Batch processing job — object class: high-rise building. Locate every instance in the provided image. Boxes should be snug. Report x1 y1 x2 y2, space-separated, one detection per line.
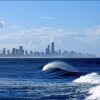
2 48 6 56
30 51 33 56
16 49 19 56
59 49 61 55
12 48 16 56
51 42 55 54
25 50 28 56
19 46 24 56
7 50 10 56
45 44 50 55
47 45 50 55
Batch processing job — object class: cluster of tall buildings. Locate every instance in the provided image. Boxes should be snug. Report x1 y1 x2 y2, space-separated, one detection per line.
0 42 96 58
0 46 25 57
45 42 55 55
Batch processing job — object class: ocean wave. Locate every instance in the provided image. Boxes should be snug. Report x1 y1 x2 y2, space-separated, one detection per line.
73 72 100 84
41 61 81 78
42 61 77 72
73 72 100 100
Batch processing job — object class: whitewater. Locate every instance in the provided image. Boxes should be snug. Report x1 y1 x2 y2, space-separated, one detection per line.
73 73 100 100
42 61 100 100
0 58 100 99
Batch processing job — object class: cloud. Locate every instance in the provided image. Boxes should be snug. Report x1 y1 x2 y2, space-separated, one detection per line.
0 26 100 48
40 17 53 20
0 26 100 56
74 26 100 43
0 20 19 30
0 27 78 48
9 25 18 29
0 21 5 28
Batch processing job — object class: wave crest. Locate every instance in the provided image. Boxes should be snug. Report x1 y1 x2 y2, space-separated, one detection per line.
42 61 76 72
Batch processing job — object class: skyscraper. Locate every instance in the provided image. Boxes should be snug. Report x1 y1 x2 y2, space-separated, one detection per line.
51 42 55 54
16 49 19 56
19 46 24 56
12 48 16 56
7 50 10 56
2 48 6 56
47 45 50 55
45 44 50 55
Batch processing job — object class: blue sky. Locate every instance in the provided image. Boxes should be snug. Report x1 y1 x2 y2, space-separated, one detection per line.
0 1 100 56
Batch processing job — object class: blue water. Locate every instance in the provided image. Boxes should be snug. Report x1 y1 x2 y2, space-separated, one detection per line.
0 58 100 99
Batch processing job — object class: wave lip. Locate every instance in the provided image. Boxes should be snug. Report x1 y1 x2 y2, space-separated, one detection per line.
42 61 76 72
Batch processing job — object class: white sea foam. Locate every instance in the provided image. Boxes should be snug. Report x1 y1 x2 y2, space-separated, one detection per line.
73 73 100 100
73 73 100 84
42 61 76 72
85 85 100 100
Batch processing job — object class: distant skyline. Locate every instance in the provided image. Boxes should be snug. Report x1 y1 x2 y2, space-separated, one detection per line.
0 42 95 58
0 1 100 56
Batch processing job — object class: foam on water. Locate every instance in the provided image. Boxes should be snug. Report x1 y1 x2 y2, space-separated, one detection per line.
73 72 100 84
73 73 100 100
0 78 34 87
42 61 76 72
85 85 100 100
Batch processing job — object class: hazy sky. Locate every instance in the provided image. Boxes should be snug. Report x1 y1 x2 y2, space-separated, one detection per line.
0 1 100 56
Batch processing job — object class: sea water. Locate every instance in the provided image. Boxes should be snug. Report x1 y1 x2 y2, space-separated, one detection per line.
0 58 100 100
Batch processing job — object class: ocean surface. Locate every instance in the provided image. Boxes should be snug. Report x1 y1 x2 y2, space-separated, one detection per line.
0 58 100 100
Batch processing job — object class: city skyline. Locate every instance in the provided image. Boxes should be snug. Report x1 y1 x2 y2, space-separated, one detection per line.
0 42 96 58
0 1 100 55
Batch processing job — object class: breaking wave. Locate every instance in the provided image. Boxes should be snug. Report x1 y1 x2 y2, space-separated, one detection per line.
73 72 100 84
42 61 76 72
73 72 100 100
42 61 80 77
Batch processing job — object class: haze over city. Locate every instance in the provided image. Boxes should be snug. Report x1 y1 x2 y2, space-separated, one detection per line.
0 1 100 56
0 1 100 100
0 42 95 57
